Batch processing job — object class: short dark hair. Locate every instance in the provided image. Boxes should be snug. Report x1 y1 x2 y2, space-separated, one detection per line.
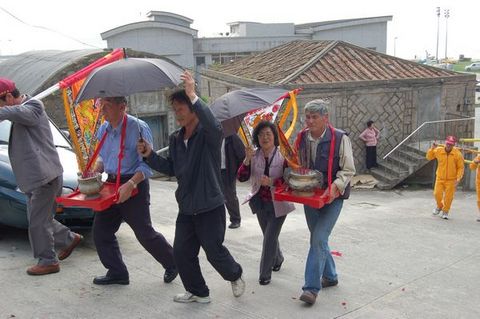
103 96 127 104
367 120 374 127
169 89 193 110
0 88 20 101
252 121 279 148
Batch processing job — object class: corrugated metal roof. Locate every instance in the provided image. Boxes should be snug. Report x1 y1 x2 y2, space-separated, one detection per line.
0 49 103 94
213 40 460 85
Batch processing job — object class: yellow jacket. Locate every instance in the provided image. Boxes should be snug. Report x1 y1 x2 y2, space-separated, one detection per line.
469 155 480 181
426 146 464 181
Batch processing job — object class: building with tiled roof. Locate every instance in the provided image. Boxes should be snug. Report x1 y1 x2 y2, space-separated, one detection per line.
201 40 476 182
210 40 460 84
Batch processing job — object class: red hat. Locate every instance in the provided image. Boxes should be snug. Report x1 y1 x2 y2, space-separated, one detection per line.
0 78 16 98
445 136 456 145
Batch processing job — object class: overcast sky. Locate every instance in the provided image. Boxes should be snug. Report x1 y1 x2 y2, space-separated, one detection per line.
0 0 478 60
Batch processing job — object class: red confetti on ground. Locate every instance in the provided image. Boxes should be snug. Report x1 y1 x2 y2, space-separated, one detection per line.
341 302 347 306
331 251 342 257
401 288 405 291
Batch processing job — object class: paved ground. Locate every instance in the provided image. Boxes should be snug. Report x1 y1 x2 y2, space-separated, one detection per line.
1 181 479 319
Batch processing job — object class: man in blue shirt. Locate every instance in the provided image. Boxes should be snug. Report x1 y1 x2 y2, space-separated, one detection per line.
92 96 177 285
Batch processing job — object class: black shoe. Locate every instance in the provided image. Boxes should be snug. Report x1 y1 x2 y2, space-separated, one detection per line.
93 274 129 285
228 222 241 229
321 277 338 288
259 278 271 285
272 261 283 272
163 267 178 283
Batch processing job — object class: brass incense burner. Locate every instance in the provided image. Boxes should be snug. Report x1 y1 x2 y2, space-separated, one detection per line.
284 168 323 197
77 172 103 199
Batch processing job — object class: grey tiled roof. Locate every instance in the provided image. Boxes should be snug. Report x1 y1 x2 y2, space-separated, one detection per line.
213 40 460 85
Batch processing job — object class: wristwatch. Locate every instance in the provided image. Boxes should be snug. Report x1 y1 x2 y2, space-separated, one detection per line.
128 179 137 188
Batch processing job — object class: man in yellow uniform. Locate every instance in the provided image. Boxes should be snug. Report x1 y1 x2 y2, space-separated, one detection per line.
469 155 480 222
426 136 464 220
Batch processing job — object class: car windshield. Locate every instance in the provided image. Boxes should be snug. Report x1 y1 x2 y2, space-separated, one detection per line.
0 120 71 148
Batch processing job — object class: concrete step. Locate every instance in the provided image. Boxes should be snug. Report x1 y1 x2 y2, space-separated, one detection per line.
395 149 426 163
374 142 433 189
370 168 400 188
384 154 416 171
376 162 409 177
401 144 426 157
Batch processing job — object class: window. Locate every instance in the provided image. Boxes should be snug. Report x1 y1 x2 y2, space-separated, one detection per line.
0 120 10 144
0 119 70 148
196 56 206 67
211 52 253 65
230 25 239 35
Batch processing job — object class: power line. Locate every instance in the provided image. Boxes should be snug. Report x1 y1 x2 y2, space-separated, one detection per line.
0 6 102 49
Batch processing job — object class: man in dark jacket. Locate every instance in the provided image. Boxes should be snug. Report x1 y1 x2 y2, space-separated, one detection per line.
221 135 245 229
137 71 244 304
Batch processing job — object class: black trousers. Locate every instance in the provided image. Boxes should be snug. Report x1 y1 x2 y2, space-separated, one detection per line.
253 200 286 281
174 205 243 297
221 170 241 223
366 146 378 169
93 179 175 278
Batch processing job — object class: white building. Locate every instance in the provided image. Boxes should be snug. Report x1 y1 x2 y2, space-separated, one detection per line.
101 11 392 69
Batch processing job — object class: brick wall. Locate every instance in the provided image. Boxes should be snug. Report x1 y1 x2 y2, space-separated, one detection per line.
200 73 476 172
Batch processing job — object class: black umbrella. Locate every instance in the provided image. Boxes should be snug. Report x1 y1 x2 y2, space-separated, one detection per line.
210 87 289 137
74 58 183 104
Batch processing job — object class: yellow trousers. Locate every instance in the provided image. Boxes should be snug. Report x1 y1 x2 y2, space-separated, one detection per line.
476 180 480 210
433 179 456 213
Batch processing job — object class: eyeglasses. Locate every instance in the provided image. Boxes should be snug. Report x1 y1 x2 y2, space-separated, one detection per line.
258 131 274 138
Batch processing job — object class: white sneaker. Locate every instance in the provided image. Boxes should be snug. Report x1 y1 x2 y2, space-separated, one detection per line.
441 212 449 220
231 277 245 297
173 292 211 304
433 208 441 216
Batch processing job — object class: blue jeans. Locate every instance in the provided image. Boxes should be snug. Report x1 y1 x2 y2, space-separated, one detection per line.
303 199 343 294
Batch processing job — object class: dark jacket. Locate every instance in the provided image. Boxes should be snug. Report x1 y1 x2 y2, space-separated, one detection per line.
145 98 224 215
224 134 246 183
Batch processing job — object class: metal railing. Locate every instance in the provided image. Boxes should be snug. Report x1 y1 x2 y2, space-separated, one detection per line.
373 117 475 188
383 117 475 160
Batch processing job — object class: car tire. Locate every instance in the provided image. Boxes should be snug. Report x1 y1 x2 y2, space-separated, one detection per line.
466 68 471 71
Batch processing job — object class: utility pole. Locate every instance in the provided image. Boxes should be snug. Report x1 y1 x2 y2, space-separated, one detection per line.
444 9 450 60
435 7 440 62
394 37 398 57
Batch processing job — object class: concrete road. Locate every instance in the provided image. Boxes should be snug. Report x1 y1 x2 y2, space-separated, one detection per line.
1 181 479 319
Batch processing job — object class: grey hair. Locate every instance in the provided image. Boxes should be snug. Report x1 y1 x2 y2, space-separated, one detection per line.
304 98 330 115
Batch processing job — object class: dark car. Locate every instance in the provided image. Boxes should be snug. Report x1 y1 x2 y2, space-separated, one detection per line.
0 119 94 229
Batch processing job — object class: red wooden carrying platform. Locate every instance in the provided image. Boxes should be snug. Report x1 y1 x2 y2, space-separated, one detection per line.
56 115 138 212
274 183 328 209
57 182 139 211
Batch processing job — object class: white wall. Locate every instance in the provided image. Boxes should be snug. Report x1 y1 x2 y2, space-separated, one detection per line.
107 28 194 68
194 35 308 54
312 22 388 53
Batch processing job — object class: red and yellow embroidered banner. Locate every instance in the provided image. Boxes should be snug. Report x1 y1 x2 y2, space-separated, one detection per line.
60 49 124 171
